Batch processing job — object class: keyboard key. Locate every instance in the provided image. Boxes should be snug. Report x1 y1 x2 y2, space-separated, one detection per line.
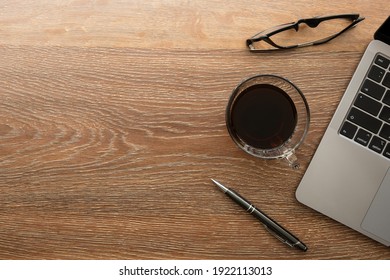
380 123 390 141
354 93 382 116
379 106 390 123
340 121 358 139
375 55 390 69
347 107 383 134
384 143 390 159
383 72 390 89
369 136 386 153
361 79 386 100
368 65 386 82
354 129 372 146
383 90 390 106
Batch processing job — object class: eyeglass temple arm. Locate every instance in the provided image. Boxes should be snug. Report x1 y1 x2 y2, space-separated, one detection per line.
297 16 365 47
301 13 362 28
246 37 285 51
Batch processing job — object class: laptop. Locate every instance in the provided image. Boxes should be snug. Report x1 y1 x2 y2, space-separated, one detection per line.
296 16 390 246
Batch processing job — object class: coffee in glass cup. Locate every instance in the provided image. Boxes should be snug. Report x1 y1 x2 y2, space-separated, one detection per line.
226 74 310 168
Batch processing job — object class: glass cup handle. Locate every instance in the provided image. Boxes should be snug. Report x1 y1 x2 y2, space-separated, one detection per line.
285 152 300 169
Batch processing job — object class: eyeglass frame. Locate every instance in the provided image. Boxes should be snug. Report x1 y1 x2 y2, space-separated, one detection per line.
246 14 365 52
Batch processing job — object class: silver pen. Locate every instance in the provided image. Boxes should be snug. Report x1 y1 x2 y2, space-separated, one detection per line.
211 179 307 251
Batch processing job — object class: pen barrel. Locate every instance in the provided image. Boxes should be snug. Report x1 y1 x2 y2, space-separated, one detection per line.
251 207 300 242
253 207 308 251
225 189 253 211
225 189 307 251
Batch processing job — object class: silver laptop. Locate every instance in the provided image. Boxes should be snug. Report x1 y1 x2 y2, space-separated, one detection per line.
296 16 390 246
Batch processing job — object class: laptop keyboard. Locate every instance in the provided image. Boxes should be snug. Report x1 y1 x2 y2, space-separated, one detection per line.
340 53 390 158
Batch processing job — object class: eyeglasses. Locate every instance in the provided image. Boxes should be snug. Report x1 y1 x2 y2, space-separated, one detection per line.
246 14 365 52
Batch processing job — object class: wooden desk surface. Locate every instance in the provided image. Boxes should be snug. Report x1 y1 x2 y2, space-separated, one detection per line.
1 1 389 259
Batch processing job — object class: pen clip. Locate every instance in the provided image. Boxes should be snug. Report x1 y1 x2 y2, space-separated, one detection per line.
263 224 294 247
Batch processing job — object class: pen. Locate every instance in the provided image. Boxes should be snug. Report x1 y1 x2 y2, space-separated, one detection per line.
211 179 308 251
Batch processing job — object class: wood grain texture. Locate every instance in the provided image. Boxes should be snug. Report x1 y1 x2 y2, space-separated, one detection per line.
1 1 389 259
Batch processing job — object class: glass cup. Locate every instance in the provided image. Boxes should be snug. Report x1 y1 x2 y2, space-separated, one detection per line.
226 74 310 169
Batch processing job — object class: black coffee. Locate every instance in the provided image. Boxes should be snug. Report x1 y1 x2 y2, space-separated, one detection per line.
228 84 297 149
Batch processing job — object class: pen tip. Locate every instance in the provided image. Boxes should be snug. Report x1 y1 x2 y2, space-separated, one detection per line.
210 178 219 185
210 178 228 193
